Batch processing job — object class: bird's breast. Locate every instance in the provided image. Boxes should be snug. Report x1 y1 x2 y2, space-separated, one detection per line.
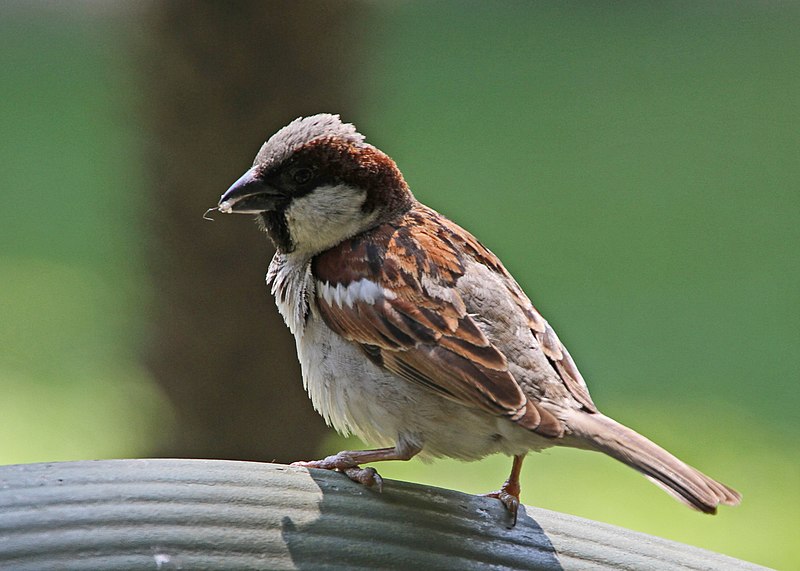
267 253 313 336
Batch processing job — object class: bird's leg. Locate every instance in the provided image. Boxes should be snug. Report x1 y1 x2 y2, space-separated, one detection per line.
291 441 421 492
483 454 525 525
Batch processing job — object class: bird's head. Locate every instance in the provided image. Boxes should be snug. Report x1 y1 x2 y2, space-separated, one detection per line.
218 114 413 256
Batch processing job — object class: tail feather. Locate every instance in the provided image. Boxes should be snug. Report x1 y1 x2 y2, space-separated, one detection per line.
566 411 741 514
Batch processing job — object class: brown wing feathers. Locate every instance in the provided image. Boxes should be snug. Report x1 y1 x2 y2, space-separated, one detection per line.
312 205 565 437
435 210 596 413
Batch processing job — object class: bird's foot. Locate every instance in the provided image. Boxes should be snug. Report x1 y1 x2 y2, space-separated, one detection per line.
483 455 524 526
291 453 383 492
482 485 521 526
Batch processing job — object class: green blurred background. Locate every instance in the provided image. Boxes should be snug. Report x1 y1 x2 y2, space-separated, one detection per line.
1 2 797 569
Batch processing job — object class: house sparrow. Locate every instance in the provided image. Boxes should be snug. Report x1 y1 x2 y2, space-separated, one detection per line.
217 113 740 522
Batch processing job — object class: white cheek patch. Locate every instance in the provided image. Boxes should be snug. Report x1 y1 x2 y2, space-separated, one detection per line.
318 279 396 308
284 183 378 256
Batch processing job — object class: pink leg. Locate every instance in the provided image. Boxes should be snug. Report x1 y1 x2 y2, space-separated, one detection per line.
291 442 421 492
483 454 525 525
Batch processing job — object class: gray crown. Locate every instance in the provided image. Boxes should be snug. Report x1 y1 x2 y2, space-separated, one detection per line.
253 114 366 169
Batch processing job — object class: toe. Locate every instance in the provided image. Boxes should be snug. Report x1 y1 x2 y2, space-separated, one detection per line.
290 460 316 468
343 466 383 491
290 453 356 471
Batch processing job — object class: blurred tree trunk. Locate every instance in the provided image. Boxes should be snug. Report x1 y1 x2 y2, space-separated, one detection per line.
140 1 361 462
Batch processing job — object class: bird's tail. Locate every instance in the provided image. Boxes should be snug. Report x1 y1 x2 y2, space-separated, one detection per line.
565 411 741 513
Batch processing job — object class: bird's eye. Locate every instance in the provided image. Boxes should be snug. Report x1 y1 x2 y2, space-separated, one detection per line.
291 167 314 186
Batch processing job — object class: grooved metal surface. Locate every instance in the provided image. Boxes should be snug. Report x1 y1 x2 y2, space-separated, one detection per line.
0 459 767 570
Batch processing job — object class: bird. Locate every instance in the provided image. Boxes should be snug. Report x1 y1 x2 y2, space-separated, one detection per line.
216 113 741 523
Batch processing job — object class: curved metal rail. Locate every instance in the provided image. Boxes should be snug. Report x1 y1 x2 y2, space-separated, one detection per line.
0 459 767 570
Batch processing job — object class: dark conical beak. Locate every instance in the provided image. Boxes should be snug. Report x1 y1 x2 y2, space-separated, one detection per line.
218 167 283 214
